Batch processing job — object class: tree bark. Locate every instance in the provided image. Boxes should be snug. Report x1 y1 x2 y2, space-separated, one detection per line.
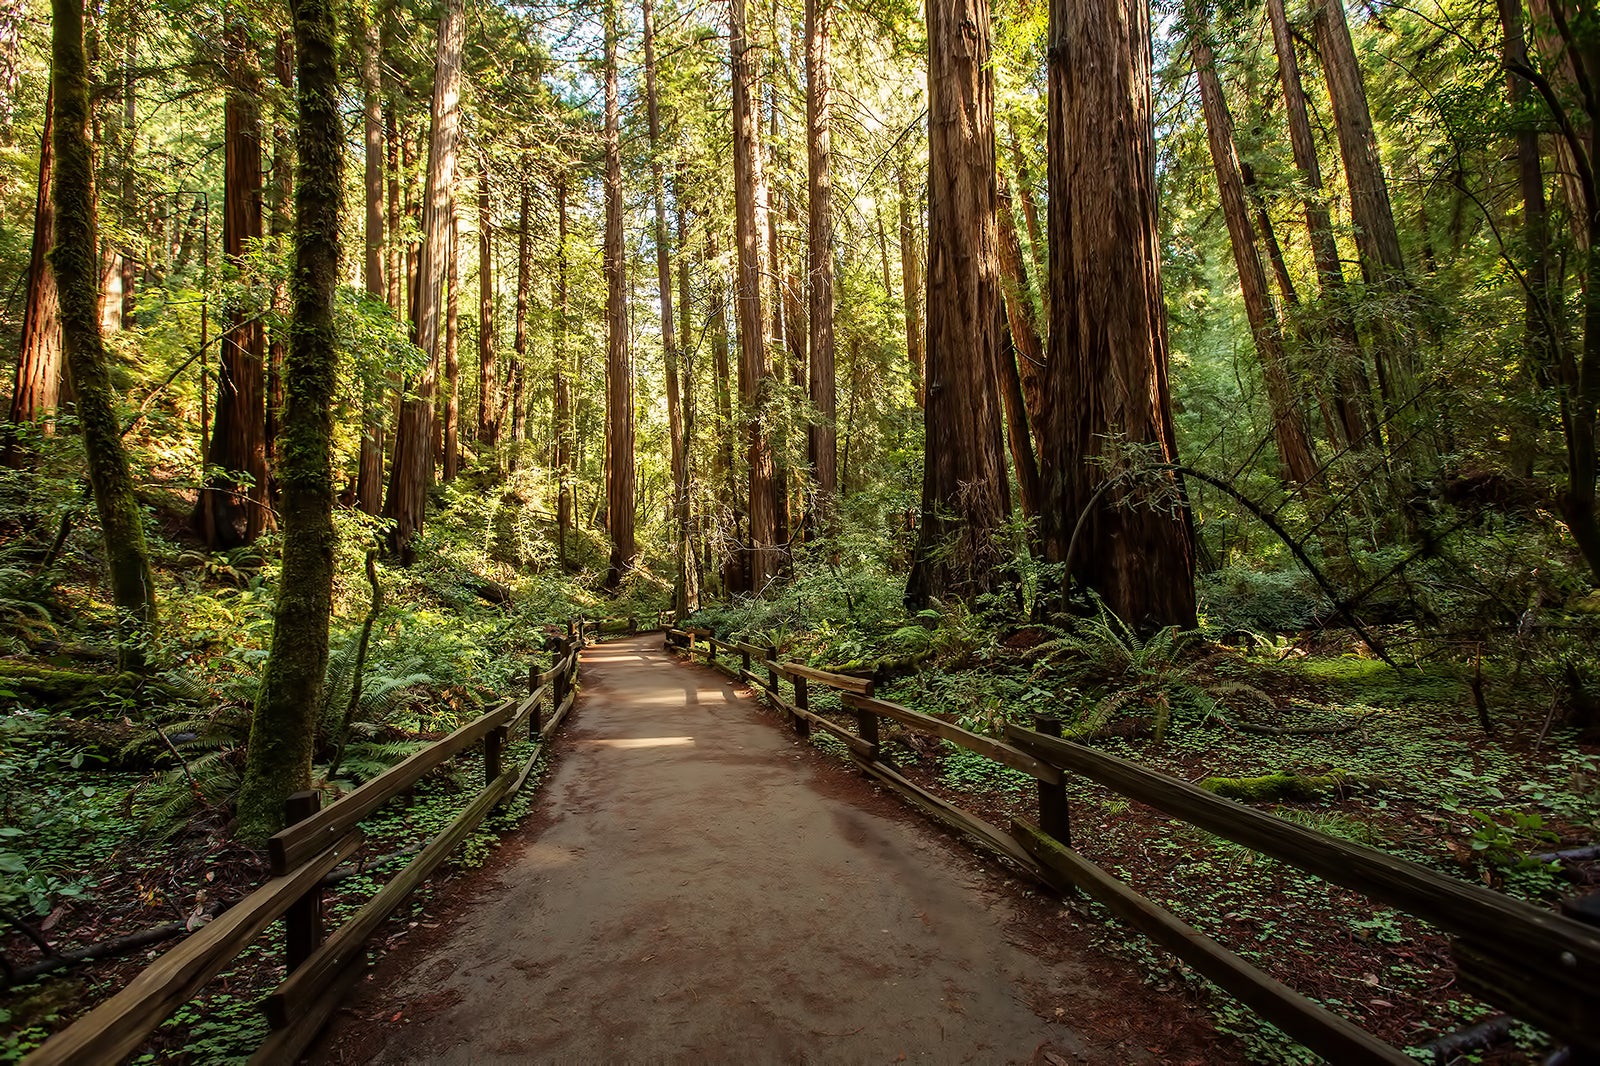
1499 0 1559 478
1313 0 1425 448
355 1 384 514
383 0 462 563
806 0 837 535
996 169 1046 435
708 232 741 594
50 0 157 666
476 158 499 449
1042 0 1196 628
266 31 294 488
235 0 341 842
554 175 572 568
443 202 459 481
905 0 1013 606
644 0 687 613
197 20 269 549
604 0 636 589
731 0 776 592
510 177 530 445
897 161 925 408
1192 27 1319 487
8 87 61 449
1266 0 1372 449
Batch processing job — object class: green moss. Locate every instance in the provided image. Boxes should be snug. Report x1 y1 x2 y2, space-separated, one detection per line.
1199 770 1380 802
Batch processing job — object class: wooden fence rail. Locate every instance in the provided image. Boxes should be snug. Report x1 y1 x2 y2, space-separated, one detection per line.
664 627 1599 1059
26 625 591 1066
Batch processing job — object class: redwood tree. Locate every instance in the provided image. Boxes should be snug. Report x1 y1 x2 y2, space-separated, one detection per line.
603 0 635 588
1041 0 1195 627
7 88 61 457
730 0 777 590
383 0 463 563
905 0 1012 606
805 0 837 534
196 20 269 549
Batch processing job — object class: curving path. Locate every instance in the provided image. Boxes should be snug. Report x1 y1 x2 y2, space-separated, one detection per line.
310 635 1230 1065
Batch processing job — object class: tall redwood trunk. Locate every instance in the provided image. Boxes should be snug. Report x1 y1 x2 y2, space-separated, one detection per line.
644 0 688 613
8 88 61 449
443 204 460 481
554 176 573 567
1313 0 1424 448
708 232 741 594
1266 0 1371 449
905 0 1012 605
510 179 530 446
731 0 776 591
805 0 837 533
1042 0 1195 627
384 0 463 563
897 161 925 408
266 30 293 487
1499 0 1559 476
996 172 1044 517
603 0 635 588
197 21 269 549
1192 28 1318 487
477 159 499 449
355 3 385 514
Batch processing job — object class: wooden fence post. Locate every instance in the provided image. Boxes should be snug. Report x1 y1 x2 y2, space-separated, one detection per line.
628 615 637 635
764 645 778 692
485 725 506 784
854 699 880 757
1033 715 1072 846
284 791 324 972
792 675 812 739
740 644 751 675
553 645 569 711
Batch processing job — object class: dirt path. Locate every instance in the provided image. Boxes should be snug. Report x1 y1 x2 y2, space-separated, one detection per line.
311 635 1233 1065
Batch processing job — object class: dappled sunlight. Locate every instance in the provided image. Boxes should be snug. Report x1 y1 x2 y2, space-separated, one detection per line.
579 736 697 749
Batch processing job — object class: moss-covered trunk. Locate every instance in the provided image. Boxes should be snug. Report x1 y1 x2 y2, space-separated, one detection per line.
49 0 157 669
236 0 341 842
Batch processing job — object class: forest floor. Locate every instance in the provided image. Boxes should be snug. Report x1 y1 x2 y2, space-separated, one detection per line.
308 635 1240 1065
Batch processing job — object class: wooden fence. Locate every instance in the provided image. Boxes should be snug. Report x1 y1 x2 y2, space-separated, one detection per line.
25 624 590 1066
665 627 1600 1062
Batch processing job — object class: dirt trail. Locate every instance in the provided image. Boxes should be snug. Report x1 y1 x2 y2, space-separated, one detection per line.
311 635 1230 1065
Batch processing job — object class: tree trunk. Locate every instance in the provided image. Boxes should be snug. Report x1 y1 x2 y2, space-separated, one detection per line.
266 31 294 489
1042 0 1196 628
50 0 157 666
731 0 776 592
1266 0 1372 449
355 2 384 514
197 20 269 549
477 158 499 449
805 0 837 535
708 232 741 594
8 87 61 450
897 161 925 408
996 169 1046 435
384 99 401 314
1499 0 1559 478
1192 28 1319 487
554 175 572 567
905 0 1012 606
1313 0 1425 449
997 325 1042 519
510 178 530 445
644 0 688 613
235 0 341 842
383 0 463 564
443 203 460 482
677 185 700 607
604 0 635 589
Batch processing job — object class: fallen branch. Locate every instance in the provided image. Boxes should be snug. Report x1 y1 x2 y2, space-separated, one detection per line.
1423 1013 1510 1065
1533 845 1600 865
1200 770 1381 802
0 903 224 987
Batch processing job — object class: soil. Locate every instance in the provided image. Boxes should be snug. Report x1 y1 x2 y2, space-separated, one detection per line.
309 635 1240 1065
